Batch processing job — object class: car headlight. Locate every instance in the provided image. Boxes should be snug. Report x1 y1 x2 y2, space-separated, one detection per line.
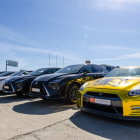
79 83 88 91
129 85 140 96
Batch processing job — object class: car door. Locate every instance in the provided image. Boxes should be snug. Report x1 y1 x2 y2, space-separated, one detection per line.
79 65 95 83
90 65 105 79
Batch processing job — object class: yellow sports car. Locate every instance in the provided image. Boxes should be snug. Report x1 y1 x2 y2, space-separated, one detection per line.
77 66 140 120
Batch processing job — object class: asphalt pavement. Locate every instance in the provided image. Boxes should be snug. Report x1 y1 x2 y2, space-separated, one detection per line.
0 93 140 140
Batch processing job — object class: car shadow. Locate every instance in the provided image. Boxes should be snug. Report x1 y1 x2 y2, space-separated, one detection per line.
13 99 76 115
0 94 36 104
70 111 140 140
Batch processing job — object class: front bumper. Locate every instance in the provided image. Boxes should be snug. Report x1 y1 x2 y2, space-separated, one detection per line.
79 107 140 120
0 79 6 91
3 82 16 94
3 81 23 94
78 90 140 120
29 81 65 99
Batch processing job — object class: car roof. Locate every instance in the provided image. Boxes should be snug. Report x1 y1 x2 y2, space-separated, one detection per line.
37 67 60 69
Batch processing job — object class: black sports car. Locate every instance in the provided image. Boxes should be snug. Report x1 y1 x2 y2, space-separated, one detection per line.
3 67 60 96
29 64 112 104
0 70 32 91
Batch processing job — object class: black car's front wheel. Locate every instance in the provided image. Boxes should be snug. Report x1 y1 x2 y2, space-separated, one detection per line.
16 92 23 97
66 84 80 104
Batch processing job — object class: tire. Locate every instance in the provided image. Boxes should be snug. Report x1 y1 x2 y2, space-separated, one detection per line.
16 93 23 97
24 92 30 97
66 84 80 104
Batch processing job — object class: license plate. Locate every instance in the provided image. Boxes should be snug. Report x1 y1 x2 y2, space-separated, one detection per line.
4 86 9 89
89 98 111 105
32 88 40 92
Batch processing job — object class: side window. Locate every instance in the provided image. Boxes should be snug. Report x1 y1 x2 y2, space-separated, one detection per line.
106 67 112 72
80 65 93 73
53 68 59 73
92 65 103 72
44 69 54 74
23 72 30 75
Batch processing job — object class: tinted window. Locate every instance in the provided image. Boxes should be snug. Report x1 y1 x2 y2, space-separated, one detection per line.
0 72 14 77
92 65 103 72
106 67 112 71
106 68 140 77
52 68 60 73
23 71 31 75
80 65 93 73
29 68 48 76
56 65 84 74
45 69 55 74
10 71 26 76
100 66 108 73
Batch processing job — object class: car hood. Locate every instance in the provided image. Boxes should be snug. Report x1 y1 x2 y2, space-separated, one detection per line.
34 73 76 82
0 76 14 81
5 75 37 82
86 77 140 91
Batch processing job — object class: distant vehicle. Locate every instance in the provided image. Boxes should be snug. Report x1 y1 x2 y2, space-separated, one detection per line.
3 68 60 96
0 71 6 74
100 64 119 72
29 64 109 104
77 66 140 120
0 71 15 77
0 70 31 91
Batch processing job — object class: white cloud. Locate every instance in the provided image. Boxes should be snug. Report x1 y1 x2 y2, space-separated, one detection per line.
0 25 36 46
94 52 140 62
89 0 140 10
124 52 140 59
0 42 81 62
81 25 140 35
0 24 83 70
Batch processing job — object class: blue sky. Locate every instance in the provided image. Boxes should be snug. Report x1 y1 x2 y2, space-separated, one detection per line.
0 0 140 71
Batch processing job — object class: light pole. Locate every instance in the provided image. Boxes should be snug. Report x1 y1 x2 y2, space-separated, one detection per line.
5 60 8 71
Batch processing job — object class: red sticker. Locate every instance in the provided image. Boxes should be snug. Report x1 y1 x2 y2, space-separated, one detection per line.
89 98 95 103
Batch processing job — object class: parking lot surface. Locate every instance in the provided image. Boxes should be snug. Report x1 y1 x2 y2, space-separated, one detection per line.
1 93 140 140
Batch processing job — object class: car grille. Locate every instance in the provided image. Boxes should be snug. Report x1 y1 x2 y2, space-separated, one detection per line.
3 83 14 92
86 91 120 100
30 81 47 96
83 101 123 114
83 92 123 115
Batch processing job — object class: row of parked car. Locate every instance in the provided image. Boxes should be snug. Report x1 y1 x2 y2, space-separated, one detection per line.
0 64 115 104
3 64 140 120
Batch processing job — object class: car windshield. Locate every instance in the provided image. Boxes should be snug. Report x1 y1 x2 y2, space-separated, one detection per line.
0 72 14 77
29 68 48 76
106 68 140 77
55 64 84 74
10 71 25 76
